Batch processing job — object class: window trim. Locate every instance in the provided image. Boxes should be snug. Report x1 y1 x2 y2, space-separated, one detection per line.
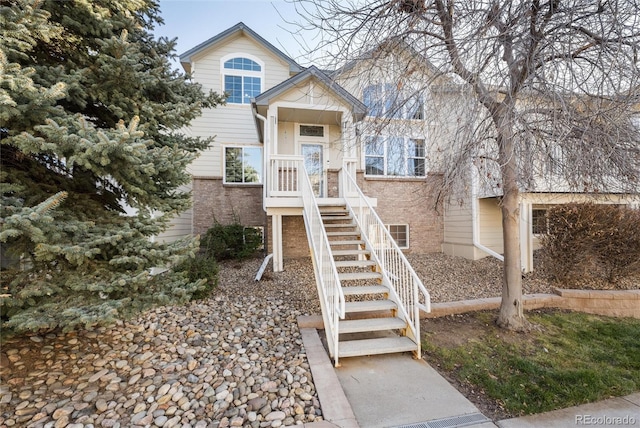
363 135 426 178
362 83 425 120
386 224 409 249
223 145 263 185
220 53 264 105
531 208 549 235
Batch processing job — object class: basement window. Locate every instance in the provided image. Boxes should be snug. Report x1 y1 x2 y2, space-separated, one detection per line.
386 224 409 249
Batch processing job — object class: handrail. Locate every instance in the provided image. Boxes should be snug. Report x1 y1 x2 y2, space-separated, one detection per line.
299 159 345 366
340 162 431 354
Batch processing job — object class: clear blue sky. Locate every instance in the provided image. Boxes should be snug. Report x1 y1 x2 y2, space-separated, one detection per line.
153 0 315 69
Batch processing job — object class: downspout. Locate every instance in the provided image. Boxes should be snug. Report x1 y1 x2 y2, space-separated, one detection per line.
253 110 268 212
471 165 504 262
253 108 270 258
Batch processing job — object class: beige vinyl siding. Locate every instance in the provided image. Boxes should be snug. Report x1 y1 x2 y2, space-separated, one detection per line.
327 124 344 169
186 33 293 178
478 198 504 254
443 201 473 246
275 82 348 109
155 184 194 243
190 36 291 93
155 207 193 243
277 122 295 154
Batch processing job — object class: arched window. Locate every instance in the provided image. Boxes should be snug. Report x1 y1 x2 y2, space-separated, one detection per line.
222 56 263 104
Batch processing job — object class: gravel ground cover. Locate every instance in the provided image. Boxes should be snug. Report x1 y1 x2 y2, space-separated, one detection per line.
1 252 634 428
0 258 323 428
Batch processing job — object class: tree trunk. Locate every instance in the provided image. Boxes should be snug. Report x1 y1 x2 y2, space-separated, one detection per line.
495 108 528 331
496 182 527 330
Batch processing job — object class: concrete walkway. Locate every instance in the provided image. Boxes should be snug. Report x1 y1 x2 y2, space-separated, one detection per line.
497 393 640 428
298 319 640 428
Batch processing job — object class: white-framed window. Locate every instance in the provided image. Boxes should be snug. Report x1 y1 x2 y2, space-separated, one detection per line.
362 83 424 119
531 208 548 235
386 224 409 249
364 136 426 177
545 144 564 175
221 54 263 104
299 124 325 137
224 146 262 184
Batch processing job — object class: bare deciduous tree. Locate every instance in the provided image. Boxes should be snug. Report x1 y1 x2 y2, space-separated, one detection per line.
290 0 640 330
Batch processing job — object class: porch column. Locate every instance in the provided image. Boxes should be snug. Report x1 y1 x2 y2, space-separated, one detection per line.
272 214 284 272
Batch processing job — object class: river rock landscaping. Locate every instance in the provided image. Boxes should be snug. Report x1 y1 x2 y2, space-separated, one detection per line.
1 252 631 427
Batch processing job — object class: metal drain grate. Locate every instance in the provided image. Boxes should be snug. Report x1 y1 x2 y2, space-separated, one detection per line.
392 412 490 428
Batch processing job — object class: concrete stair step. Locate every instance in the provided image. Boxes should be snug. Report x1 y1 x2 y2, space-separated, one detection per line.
334 260 376 268
319 209 348 214
318 205 346 211
331 249 370 256
321 215 353 221
339 317 407 334
338 336 417 358
329 239 364 246
342 285 388 296
345 300 397 313
338 272 382 281
323 223 357 229
326 231 360 237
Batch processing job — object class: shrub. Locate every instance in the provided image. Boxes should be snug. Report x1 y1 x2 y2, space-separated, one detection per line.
176 254 219 300
540 203 640 286
201 222 262 261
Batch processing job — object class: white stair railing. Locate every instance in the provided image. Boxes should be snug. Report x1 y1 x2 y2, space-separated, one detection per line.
299 159 345 365
340 162 431 355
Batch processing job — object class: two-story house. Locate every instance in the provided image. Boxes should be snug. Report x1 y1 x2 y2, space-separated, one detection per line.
175 23 445 270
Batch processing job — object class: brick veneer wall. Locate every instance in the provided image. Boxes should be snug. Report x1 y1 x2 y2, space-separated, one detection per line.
282 216 309 258
358 172 444 254
192 178 266 237
193 171 445 260
326 170 444 254
265 215 311 260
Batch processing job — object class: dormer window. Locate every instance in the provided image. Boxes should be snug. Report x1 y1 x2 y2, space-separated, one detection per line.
222 55 263 104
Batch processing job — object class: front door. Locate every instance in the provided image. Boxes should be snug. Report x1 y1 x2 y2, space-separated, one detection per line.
302 144 324 197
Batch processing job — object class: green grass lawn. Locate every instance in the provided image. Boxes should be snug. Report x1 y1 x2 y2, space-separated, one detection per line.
422 310 640 417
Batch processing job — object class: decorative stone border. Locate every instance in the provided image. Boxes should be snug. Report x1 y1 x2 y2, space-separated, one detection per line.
423 289 639 319
553 288 640 319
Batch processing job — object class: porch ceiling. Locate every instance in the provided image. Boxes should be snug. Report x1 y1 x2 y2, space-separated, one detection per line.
277 107 344 126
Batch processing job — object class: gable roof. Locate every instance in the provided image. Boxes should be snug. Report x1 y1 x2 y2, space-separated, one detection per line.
252 66 367 141
330 37 444 80
253 65 366 115
179 22 303 74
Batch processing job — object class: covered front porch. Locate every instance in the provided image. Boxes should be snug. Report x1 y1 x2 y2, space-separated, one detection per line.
252 66 366 271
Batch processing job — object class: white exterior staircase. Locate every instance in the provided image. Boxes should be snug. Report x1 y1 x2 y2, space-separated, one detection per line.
296 159 431 366
319 205 419 360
